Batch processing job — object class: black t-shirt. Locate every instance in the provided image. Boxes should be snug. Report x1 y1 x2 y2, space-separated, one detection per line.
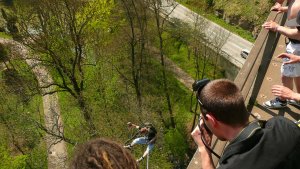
145 126 157 141
218 116 300 169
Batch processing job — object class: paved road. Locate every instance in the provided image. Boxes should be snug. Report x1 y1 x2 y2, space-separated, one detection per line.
161 0 254 68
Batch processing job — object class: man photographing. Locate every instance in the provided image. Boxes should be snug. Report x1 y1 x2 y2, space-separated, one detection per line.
191 79 300 169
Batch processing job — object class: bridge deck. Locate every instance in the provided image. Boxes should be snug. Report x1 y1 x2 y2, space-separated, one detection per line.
252 34 300 121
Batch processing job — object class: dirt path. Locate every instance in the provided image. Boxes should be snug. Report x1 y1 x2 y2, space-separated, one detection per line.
151 48 195 91
164 56 195 91
0 38 67 169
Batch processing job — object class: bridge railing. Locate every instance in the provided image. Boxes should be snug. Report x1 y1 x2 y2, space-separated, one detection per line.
235 11 287 105
187 6 287 169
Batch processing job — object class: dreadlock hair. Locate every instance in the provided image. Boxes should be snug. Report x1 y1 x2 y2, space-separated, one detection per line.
70 138 139 169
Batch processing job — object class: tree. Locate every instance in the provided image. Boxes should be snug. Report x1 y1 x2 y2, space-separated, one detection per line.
13 0 114 136
150 0 178 128
167 18 192 55
209 27 229 78
187 13 210 131
119 0 150 113
187 12 229 130
0 47 46 168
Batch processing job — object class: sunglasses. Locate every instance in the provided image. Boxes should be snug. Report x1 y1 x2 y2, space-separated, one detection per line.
193 79 221 159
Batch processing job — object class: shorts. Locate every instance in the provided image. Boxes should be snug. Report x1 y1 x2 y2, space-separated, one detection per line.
281 42 300 77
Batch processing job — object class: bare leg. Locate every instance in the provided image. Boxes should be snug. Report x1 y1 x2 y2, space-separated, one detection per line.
124 137 141 148
142 144 154 158
282 75 293 89
281 75 293 100
142 151 149 158
294 77 300 93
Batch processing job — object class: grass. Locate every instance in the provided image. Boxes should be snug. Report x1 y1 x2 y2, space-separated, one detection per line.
177 0 255 42
165 39 226 80
203 13 255 42
0 32 12 39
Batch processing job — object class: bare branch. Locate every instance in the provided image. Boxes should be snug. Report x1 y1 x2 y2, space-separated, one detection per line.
41 90 69 96
32 115 76 145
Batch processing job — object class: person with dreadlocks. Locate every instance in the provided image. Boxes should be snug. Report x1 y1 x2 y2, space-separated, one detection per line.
124 122 157 163
70 138 139 169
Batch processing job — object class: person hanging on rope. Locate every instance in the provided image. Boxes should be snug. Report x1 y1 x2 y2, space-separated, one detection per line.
124 122 157 163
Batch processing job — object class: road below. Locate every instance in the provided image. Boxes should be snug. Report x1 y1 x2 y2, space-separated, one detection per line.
161 0 254 68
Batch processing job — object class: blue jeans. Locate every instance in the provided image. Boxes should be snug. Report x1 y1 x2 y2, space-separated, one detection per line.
131 137 154 155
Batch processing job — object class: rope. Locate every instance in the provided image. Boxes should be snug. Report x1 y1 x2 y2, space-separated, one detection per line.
125 130 140 145
146 153 149 169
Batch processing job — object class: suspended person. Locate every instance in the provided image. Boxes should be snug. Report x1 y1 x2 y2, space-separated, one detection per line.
124 122 157 163
70 138 139 169
191 79 300 169
262 2 300 108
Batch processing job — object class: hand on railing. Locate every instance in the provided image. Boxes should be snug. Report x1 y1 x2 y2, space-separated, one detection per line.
262 20 279 32
270 2 288 14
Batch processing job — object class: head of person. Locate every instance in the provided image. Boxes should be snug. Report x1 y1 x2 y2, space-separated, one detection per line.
70 138 139 169
197 79 249 140
140 127 149 134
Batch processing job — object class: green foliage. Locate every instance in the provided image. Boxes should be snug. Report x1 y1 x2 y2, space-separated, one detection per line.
1 53 39 103
0 43 8 62
165 128 188 162
56 44 194 167
0 146 27 169
164 24 225 80
13 0 115 95
207 15 254 42
12 0 118 137
177 0 272 42
0 93 46 168
0 32 12 39
214 0 272 24
25 143 47 169
58 92 90 144
206 0 214 7
0 45 46 168
78 0 114 30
